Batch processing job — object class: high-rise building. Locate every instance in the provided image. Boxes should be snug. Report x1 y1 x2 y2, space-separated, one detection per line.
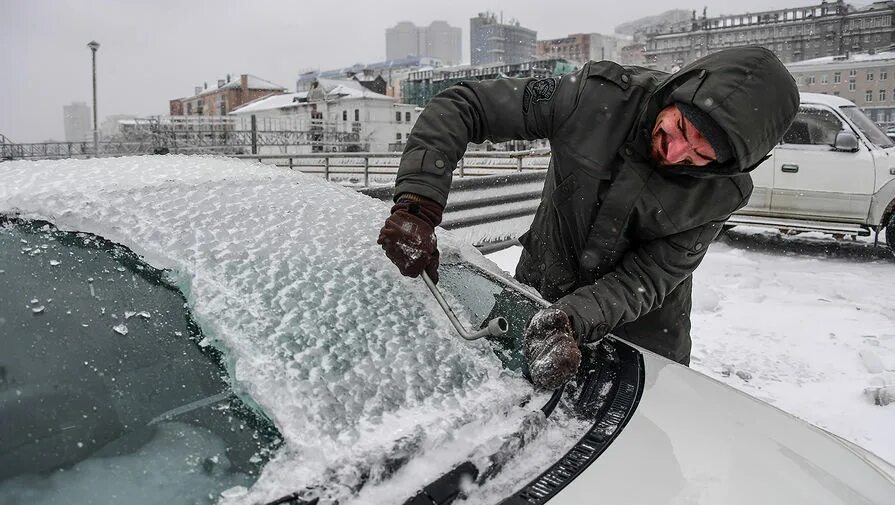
422 21 463 66
642 1 895 72
63 102 92 142
537 33 628 64
470 12 537 66
387 22 419 61
386 21 462 65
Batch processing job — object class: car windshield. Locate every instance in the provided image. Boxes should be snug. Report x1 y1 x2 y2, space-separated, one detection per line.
839 105 894 148
0 219 282 504
0 215 599 504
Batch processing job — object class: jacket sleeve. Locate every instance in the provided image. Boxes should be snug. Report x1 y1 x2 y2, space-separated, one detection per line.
553 218 728 342
394 65 589 207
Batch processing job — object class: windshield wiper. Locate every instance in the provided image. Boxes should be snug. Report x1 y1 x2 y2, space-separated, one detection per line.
401 340 643 505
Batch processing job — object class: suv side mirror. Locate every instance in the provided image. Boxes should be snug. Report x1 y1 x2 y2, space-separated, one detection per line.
833 131 859 152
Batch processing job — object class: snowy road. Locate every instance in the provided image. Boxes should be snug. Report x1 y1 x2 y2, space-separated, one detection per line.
486 227 895 464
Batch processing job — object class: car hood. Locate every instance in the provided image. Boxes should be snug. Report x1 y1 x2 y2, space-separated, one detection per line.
550 346 895 505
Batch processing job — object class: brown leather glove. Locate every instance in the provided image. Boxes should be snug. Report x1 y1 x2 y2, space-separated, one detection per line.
523 307 582 390
377 193 444 284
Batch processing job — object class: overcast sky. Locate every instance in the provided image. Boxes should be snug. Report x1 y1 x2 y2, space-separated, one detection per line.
2 0 812 142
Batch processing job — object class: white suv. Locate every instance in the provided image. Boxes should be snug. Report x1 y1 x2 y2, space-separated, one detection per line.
731 92 895 254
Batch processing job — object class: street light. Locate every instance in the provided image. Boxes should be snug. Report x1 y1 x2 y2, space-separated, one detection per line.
87 40 100 157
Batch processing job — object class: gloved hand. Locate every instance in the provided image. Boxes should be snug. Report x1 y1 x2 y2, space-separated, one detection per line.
377 193 444 284
523 307 581 390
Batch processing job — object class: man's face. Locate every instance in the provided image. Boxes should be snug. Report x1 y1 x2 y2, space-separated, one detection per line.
650 104 718 166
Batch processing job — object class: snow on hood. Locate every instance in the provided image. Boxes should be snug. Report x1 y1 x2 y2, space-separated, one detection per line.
0 155 543 503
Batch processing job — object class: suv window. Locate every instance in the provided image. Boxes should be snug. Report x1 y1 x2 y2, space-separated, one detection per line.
0 219 281 504
781 106 844 146
840 105 895 148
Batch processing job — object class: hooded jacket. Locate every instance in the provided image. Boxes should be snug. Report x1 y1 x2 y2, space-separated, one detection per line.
394 47 799 362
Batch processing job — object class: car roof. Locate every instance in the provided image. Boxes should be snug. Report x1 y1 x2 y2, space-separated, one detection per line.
800 91 856 108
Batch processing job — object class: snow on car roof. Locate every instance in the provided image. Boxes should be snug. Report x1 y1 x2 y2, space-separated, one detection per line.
0 155 547 503
799 92 856 108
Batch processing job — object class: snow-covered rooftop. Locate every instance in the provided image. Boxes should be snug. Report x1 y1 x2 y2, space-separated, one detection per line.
325 83 394 101
194 74 287 96
229 92 308 114
229 81 393 115
788 51 895 67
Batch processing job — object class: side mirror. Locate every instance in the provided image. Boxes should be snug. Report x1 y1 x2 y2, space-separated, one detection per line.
833 131 859 152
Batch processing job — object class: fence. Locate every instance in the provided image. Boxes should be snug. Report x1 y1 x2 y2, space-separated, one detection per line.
231 149 552 186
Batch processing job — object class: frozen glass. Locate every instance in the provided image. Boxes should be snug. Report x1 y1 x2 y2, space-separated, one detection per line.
0 220 281 504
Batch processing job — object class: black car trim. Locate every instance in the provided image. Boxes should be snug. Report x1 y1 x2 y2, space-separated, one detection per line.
498 341 645 505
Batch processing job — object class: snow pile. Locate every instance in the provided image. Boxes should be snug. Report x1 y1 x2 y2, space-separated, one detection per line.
0 156 553 503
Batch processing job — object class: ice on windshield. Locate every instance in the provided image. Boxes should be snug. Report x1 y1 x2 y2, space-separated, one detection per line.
0 422 253 505
0 156 545 503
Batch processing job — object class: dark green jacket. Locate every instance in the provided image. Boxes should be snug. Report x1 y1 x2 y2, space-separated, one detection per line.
395 47 798 363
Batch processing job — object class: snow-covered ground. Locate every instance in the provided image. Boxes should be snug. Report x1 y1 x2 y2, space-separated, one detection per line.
486 228 895 464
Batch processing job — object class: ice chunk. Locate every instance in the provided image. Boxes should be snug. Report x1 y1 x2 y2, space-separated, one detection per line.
864 385 895 406
31 306 45 314
693 287 721 313
859 349 885 374
112 324 128 336
50 260 61 266
124 311 137 319
220 486 248 499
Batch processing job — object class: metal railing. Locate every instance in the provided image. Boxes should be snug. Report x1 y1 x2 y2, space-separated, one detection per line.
231 149 552 186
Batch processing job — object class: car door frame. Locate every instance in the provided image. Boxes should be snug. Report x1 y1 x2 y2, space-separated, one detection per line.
770 103 876 223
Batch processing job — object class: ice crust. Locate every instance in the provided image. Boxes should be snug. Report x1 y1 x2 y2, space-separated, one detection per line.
0 156 543 503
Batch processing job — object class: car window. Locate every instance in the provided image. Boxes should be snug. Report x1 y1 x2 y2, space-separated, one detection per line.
0 219 281 504
840 105 895 148
781 106 844 146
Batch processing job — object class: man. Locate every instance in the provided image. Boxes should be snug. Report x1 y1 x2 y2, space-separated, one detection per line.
378 47 798 389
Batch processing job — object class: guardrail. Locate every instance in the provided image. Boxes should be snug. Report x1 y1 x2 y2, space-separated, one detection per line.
361 170 547 247
232 150 552 186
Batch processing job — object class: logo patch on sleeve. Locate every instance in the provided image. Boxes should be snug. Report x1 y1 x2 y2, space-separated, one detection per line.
523 77 557 113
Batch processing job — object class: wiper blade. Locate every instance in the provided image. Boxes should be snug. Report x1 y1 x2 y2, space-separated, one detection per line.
401 339 643 505
263 428 428 505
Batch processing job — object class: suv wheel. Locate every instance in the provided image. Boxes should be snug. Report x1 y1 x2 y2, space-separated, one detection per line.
887 213 895 256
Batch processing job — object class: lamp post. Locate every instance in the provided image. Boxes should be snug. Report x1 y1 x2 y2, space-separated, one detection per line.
87 40 100 157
